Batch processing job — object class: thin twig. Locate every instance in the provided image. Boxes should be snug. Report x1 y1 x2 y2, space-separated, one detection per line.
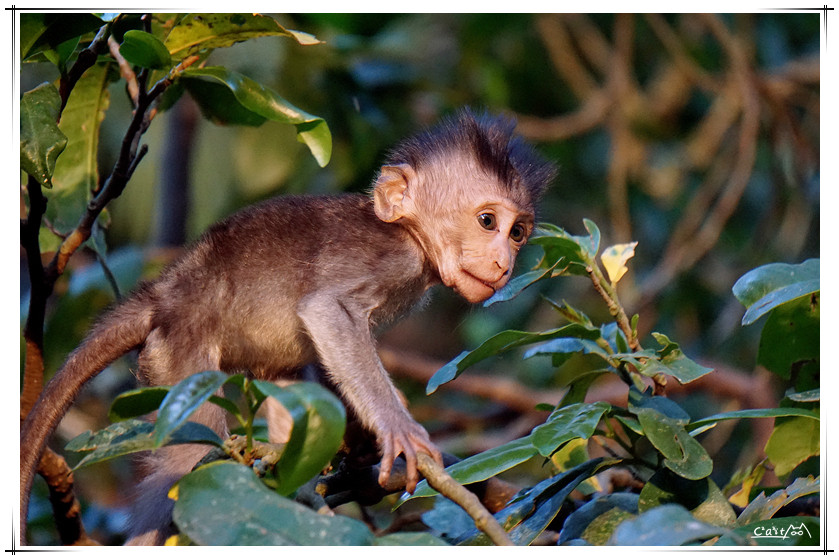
416 453 514 546
515 92 611 142
108 36 139 106
644 13 720 93
638 15 762 308
563 13 612 76
535 14 598 100
59 24 111 113
604 14 639 245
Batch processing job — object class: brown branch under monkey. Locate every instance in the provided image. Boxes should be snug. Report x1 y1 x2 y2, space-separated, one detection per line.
20 108 556 545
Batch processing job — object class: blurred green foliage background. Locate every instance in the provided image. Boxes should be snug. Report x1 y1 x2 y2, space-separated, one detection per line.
21 13 820 544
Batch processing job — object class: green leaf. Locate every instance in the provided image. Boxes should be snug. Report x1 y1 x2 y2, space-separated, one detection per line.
374 533 450 546
529 220 600 276
786 388 819 402
732 259 819 325
616 334 713 384
21 13 104 60
639 470 736 527
737 476 819 525
556 370 608 408
41 36 80 74
46 62 113 234
67 419 222 469
164 13 322 62
182 79 266 126
427 323 601 394
558 493 639 545
531 402 611 457
251 381 346 495
119 30 172 69
652 332 715 383
482 264 557 306
20 83 67 188
636 408 713 480
422 496 479 540
686 407 820 431
628 387 690 423
544 298 596 327
764 413 820 479
179 67 331 167
456 458 615 545
757 294 819 379
523 337 611 364
108 386 170 422
608 504 723 545
173 462 373 545
403 435 538 502
154 371 228 447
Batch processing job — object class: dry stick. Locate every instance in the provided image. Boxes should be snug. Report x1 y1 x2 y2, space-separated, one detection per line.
515 92 610 142
638 18 761 308
643 13 720 93
563 13 613 76
604 14 638 246
416 452 514 546
535 14 598 100
664 15 761 280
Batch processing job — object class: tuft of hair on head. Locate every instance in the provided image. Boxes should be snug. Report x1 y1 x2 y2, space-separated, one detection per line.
384 107 556 211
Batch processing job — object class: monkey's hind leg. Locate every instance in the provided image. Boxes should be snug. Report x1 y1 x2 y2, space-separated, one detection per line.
124 336 229 545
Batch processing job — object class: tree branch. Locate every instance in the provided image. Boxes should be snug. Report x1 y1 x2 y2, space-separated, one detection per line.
417 452 514 545
38 448 100 546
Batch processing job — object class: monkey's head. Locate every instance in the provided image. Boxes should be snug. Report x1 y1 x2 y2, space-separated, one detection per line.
373 109 556 303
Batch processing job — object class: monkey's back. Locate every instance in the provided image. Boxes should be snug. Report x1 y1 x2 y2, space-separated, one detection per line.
141 194 432 380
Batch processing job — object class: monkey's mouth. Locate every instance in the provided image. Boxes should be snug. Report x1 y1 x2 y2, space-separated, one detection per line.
460 269 502 293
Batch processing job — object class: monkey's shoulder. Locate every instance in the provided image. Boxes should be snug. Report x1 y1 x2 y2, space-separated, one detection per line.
169 193 430 294
206 193 396 244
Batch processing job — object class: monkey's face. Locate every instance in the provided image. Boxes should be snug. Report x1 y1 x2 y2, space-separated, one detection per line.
436 199 534 303
371 161 536 303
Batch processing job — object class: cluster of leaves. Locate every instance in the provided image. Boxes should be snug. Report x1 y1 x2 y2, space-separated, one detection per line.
21 13 331 257
731 260 820 483
65 220 819 546
406 221 819 546
63 370 450 545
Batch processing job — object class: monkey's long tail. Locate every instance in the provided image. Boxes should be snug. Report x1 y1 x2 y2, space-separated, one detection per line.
20 293 154 544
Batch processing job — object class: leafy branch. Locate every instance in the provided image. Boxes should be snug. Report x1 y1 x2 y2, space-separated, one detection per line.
413 221 818 545
20 12 331 545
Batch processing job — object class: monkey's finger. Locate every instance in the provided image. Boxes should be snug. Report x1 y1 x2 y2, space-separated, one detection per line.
378 437 395 487
402 443 419 494
426 442 444 466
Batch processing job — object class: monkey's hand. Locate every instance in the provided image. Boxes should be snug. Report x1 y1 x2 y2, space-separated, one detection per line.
377 416 443 494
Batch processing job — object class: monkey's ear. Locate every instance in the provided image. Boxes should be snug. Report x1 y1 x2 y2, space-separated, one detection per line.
373 164 417 223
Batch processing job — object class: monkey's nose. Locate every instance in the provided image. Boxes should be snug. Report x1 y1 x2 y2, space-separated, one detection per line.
493 260 510 278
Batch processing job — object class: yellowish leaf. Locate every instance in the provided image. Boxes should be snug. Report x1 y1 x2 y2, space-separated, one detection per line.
728 460 767 508
601 242 638 284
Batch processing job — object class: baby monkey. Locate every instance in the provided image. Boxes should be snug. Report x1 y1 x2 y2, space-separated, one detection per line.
20 108 555 545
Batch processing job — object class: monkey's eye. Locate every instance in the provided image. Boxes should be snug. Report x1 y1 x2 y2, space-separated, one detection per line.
510 224 526 243
478 213 497 230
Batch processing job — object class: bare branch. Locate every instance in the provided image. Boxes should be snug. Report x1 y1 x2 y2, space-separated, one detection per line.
38 448 100 546
417 452 514 546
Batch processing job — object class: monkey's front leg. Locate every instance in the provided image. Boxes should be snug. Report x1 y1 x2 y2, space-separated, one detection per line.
297 295 442 493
